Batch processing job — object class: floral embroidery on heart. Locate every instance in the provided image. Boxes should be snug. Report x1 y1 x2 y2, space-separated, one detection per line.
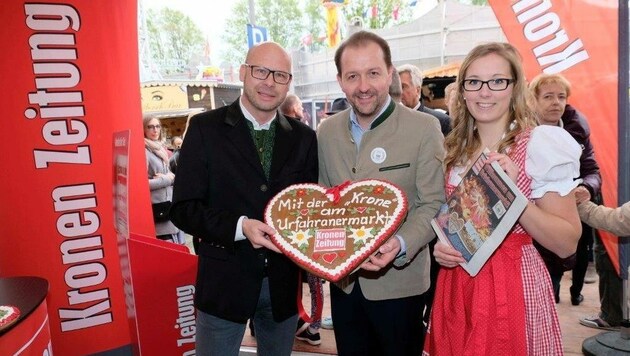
288 188 314 198
287 229 312 250
348 226 377 248
363 185 393 195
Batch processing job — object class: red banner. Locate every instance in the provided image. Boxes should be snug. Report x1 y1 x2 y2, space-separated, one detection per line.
0 1 154 354
488 0 620 271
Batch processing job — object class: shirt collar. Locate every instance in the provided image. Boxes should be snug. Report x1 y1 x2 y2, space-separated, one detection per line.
349 96 393 130
239 97 276 130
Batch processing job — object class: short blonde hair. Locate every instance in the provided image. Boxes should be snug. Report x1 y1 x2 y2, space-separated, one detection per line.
529 73 572 98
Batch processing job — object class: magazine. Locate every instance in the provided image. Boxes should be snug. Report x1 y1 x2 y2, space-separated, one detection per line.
431 151 528 276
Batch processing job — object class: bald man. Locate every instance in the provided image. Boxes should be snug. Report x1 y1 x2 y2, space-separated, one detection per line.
170 42 318 355
280 93 308 125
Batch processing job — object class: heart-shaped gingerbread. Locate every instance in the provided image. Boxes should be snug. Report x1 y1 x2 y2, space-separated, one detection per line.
264 179 408 282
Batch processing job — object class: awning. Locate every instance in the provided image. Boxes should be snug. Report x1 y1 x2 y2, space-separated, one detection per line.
141 80 242 90
145 108 205 120
423 62 461 78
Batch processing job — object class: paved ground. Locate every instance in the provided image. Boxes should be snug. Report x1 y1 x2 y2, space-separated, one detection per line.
183 236 623 355
241 263 623 355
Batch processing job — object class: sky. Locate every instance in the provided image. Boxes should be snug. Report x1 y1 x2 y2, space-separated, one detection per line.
142 0 438 65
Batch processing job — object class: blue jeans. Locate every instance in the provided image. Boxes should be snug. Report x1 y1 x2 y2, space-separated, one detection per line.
195 278 297 356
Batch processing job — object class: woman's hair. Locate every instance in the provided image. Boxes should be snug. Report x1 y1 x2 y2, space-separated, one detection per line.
444 42 537 172
142 114 163 141
529 73 572 99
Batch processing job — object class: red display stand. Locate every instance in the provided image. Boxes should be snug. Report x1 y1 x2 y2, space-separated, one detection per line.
0 277 52 355
119 233 198 356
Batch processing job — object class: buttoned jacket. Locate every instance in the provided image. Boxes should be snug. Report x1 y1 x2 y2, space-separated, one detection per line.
317 102 445 300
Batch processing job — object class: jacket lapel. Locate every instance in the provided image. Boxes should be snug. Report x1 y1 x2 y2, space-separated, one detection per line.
223 101 266 178
270 113 295 180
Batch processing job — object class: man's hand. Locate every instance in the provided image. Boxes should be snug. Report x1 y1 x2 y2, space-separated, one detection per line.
360 236 401 271
242 218 281 253
573 186 591 205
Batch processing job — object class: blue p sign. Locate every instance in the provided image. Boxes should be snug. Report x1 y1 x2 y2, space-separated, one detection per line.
247 24 268 48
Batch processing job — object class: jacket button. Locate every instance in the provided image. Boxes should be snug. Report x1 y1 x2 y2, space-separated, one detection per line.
352 167 356 173
260 184 268 192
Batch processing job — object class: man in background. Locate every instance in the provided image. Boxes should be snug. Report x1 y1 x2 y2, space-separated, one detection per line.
280 93 308 125
398 64 451 136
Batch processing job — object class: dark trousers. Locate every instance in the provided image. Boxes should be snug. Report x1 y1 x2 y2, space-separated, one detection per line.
549 271 563 302
570 221 594 298
594 236 623 325
330 282 424 356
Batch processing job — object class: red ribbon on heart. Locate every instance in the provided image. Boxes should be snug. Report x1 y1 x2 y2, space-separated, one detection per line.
325 180 351 205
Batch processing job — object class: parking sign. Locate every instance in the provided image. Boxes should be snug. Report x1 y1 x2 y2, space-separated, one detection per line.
247 24 268 48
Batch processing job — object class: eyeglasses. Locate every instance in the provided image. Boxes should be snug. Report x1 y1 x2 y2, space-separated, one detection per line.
146 125 161 130
462 78 514 92
244 64 292 85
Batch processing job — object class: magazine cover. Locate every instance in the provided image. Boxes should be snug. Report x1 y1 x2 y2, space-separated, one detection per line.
431 152 528 276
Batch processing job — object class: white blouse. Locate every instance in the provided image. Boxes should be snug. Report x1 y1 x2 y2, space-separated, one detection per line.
449 125 582 198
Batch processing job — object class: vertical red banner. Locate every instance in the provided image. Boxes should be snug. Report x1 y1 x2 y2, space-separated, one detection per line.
488 0 620 270
0 1 154 354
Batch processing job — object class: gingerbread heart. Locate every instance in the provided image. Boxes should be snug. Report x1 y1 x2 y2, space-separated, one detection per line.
264 179 408 282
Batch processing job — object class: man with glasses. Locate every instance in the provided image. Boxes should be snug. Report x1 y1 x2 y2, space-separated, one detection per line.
170 41 318 356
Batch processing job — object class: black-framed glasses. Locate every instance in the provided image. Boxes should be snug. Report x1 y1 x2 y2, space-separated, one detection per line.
147 124 161 130
462 78 514 91
244 64 292 84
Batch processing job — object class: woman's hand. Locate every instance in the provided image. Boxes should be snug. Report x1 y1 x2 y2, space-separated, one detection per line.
573 186 591 204
434 241 466 268
154 172 175 183
487 152 518 183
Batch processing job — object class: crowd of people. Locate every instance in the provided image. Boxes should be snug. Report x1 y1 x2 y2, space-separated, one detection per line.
139 30 627 355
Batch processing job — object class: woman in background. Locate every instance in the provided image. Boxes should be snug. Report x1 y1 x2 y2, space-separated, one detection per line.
529 73 602 305
143 115 183 244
